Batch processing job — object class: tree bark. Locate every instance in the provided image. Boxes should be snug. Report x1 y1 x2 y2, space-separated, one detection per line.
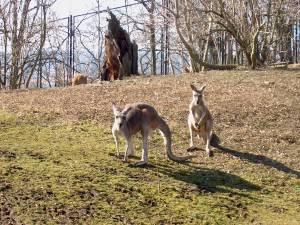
149 0 156 75
101 11 138 80
26 3 47 88
10 0 31 89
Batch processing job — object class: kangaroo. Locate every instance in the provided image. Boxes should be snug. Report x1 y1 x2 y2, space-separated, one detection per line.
71 73 88 86
112 102 195 166
188 84 213 157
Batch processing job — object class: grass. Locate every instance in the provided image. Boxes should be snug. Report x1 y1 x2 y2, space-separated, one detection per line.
0 70 300 224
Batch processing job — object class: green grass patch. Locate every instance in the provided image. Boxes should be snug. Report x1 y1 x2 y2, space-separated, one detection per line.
0 110 299 224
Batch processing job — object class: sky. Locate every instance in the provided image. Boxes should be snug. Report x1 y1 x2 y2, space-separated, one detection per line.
52 0 136 18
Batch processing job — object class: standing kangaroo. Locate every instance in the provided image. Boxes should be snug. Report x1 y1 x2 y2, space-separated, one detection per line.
112 102 195 166
188 84 213 157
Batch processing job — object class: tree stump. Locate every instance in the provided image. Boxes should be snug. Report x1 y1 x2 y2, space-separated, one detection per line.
101 11 138 81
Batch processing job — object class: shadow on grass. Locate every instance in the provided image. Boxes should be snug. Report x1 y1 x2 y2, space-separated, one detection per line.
211 134 300 179
152 163 260 197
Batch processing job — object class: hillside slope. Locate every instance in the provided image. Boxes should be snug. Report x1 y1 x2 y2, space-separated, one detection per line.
0 70 299 224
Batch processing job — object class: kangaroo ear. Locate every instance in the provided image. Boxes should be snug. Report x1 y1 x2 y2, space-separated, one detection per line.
199 85 206 92
112 103 121 115
190 84 198 92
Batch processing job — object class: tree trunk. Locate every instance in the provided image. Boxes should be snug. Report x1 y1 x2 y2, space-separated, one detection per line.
2 15 8 88
101 11 138 80
10 0 31 89
26 4 47 88
202 16 212 71
149 0 156 75
10 0 20 89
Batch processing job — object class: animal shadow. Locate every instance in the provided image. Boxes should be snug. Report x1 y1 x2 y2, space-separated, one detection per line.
211 133 300 179
151 163 260 196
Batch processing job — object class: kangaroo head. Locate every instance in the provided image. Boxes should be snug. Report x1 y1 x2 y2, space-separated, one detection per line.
112 103 126 129
190 84 206 104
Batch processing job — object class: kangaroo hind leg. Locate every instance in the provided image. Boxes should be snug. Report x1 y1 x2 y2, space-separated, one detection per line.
136 129 149 166
205 121 213 157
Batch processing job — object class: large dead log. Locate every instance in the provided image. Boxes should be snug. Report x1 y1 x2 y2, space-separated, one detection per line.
101 11 138 81
101 31 124 81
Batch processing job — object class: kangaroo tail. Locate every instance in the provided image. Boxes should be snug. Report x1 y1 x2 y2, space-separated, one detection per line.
158 117 195 162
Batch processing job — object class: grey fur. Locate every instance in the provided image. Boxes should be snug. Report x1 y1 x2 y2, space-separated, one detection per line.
112 102 194 166
188 84 213 157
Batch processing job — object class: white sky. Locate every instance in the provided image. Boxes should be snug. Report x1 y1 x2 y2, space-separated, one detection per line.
52 0 136 17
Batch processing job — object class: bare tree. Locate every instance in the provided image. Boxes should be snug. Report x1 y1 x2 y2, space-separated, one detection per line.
134 0 157 75
164 0 236 71
0 1 9 88
0 0 57 89
185 0 298 69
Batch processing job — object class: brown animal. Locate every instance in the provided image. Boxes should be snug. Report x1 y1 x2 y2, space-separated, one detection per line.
188 84 214 157
102 31 124 81
184 66 192 73
112 102 195 166
72 73 88 86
